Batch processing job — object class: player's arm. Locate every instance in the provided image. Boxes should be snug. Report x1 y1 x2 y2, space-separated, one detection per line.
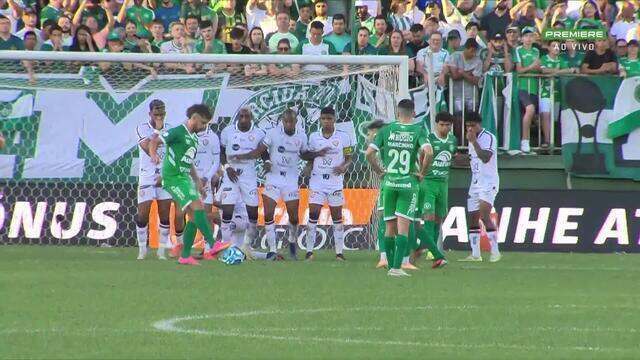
148 133 162 164
467 132 493 163
365 146 385 176
0 131 5 149
220 144 239 183
191 165 206 196
417 143 433 180
233 142 267 160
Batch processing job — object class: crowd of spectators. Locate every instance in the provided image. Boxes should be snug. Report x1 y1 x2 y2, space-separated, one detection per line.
0 0 639 152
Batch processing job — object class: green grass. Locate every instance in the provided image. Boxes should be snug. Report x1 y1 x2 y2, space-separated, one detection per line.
1 247 639 359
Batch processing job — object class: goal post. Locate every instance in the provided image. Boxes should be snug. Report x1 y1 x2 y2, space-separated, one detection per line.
0 51 404 250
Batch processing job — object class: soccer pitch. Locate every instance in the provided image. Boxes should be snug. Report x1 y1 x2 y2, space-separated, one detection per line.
2 247 639 359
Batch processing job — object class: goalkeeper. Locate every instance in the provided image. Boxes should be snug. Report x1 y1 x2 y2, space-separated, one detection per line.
411 112 460 267
149 104 230 265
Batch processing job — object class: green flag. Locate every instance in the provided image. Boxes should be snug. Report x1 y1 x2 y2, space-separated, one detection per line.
479 74 498 135
501 73 522 151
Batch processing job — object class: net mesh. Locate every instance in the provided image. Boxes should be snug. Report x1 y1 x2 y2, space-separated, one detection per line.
0 54 398 250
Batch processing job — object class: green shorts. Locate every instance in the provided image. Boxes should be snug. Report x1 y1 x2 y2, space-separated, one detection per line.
418 178 449 219
162 175 199 210
382 187 419 221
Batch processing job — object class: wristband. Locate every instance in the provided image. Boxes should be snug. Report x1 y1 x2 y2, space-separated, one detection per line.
223 164 230 170
264 160 272 164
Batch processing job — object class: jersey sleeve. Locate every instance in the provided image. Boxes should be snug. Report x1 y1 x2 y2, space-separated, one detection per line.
160 127 178 145
478 131 495 153
206 133 221 180
299 132 308 153
220 126 229 148
136 124 151 143
343 132 355 156
261 128 273 148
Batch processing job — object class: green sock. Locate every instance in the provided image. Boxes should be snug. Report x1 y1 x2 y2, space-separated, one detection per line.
418 221 445 260
181 221 197 258
193 209 215 247
393 234 408 269
384 236 395 266
377 217 385 253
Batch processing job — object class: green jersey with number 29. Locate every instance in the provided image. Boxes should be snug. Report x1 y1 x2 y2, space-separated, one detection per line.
371 121 429 192
161 124 199 178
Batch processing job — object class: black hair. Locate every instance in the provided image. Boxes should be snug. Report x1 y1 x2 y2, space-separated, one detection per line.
310 20 324 30
199 19 213 29
464 110 482 123
230 27 244 40
397 99 415 113
320 107 335 116
187 104 212 120
435 112 454 123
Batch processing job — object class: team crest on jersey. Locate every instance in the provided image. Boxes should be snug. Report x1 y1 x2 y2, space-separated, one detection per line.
277 145 286 153
202 138 209 146
249 134 255 141
332 139 339 147
233 84 340 132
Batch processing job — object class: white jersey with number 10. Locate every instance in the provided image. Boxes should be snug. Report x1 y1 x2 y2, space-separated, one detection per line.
308 129 354 192
468 129 499 190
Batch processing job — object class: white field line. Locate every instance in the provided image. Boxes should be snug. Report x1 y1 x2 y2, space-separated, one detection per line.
458 265 639 272
151 307 638 353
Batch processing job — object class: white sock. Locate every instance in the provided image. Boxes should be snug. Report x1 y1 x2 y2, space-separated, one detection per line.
436 225 444 253
334 221 344 255
402 256 410 265
159 224 170 249
469 230 481 258
175 231 183 245
265 221 277 252
232 230 244 247
252 251 268 260
521 139 530 152
136 225 148 249
380 252 387 261
288 223 298 244
488 230 500 255
221 220 232 243
306 220 317 252
245 220 258 246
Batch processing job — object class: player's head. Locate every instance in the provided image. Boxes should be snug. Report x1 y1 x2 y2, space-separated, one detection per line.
366 119 385 142
464 110 482 134
320 107 336 132
186 103 212 132
281 108 297 135
148 99 166 126
397 99 415 121
435 111 454 137
236 107 253 131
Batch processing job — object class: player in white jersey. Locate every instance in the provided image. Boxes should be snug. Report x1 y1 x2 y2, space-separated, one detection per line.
459 111 501 263
219 107 264 252
135 100 174 260
306 107 354 261
232 109 326 259
194 126 222 252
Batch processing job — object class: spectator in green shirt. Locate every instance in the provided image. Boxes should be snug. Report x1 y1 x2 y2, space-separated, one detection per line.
446 29 462 53
619 39 640 78
514 26 541 154
323 14 350 55
369 15 389 48
268 38 301 77
184 14 200 39
265 11 299 53
343 26 377 55
149 19 165 47
293 3 312 41
40 0 64 27
23 31 37 50
217 0 246 43
131 28 161 53
123 20 140 50
181 0 217 24
41 24 68 51
355 0 376 34
378 30 416 74
81 0 108 30
118 0 156 33
195 19 226 53
0 14 23 50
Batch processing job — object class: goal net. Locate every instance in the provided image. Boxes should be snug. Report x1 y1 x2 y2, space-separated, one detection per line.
0 52 406 251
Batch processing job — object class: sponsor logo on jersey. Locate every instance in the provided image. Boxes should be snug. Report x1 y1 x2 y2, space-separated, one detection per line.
232 144 240 151
277 145 286 153
433 151 452 168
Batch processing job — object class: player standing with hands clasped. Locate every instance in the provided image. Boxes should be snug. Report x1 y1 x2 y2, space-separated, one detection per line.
148 104 230 265
366 99 432 277
459 111 501 262
306 107 354 261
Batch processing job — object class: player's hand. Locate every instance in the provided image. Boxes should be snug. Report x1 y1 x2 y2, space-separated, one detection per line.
150 153 161 164
226 167 239 183
414 171 425 182
332 164 348 175
197 179 206 198
210 174 221 194
466 128 477 144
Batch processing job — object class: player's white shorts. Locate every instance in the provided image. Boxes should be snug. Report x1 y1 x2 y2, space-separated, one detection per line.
309 188 344 207
467 186 498 212
219 178 259 207
138 185 172 204
262 182 299 202
538 98 559 114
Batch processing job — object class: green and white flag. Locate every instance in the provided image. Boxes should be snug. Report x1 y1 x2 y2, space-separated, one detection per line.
0 90 34 120
480 73 521 151
560 75 640 180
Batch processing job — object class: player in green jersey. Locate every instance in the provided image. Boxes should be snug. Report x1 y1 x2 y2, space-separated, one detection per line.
149 104 230 265
619 40 640 78
411 112 460 268
366 99 432 277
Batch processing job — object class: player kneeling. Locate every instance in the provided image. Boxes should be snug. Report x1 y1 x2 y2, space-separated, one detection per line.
306 107 354 261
